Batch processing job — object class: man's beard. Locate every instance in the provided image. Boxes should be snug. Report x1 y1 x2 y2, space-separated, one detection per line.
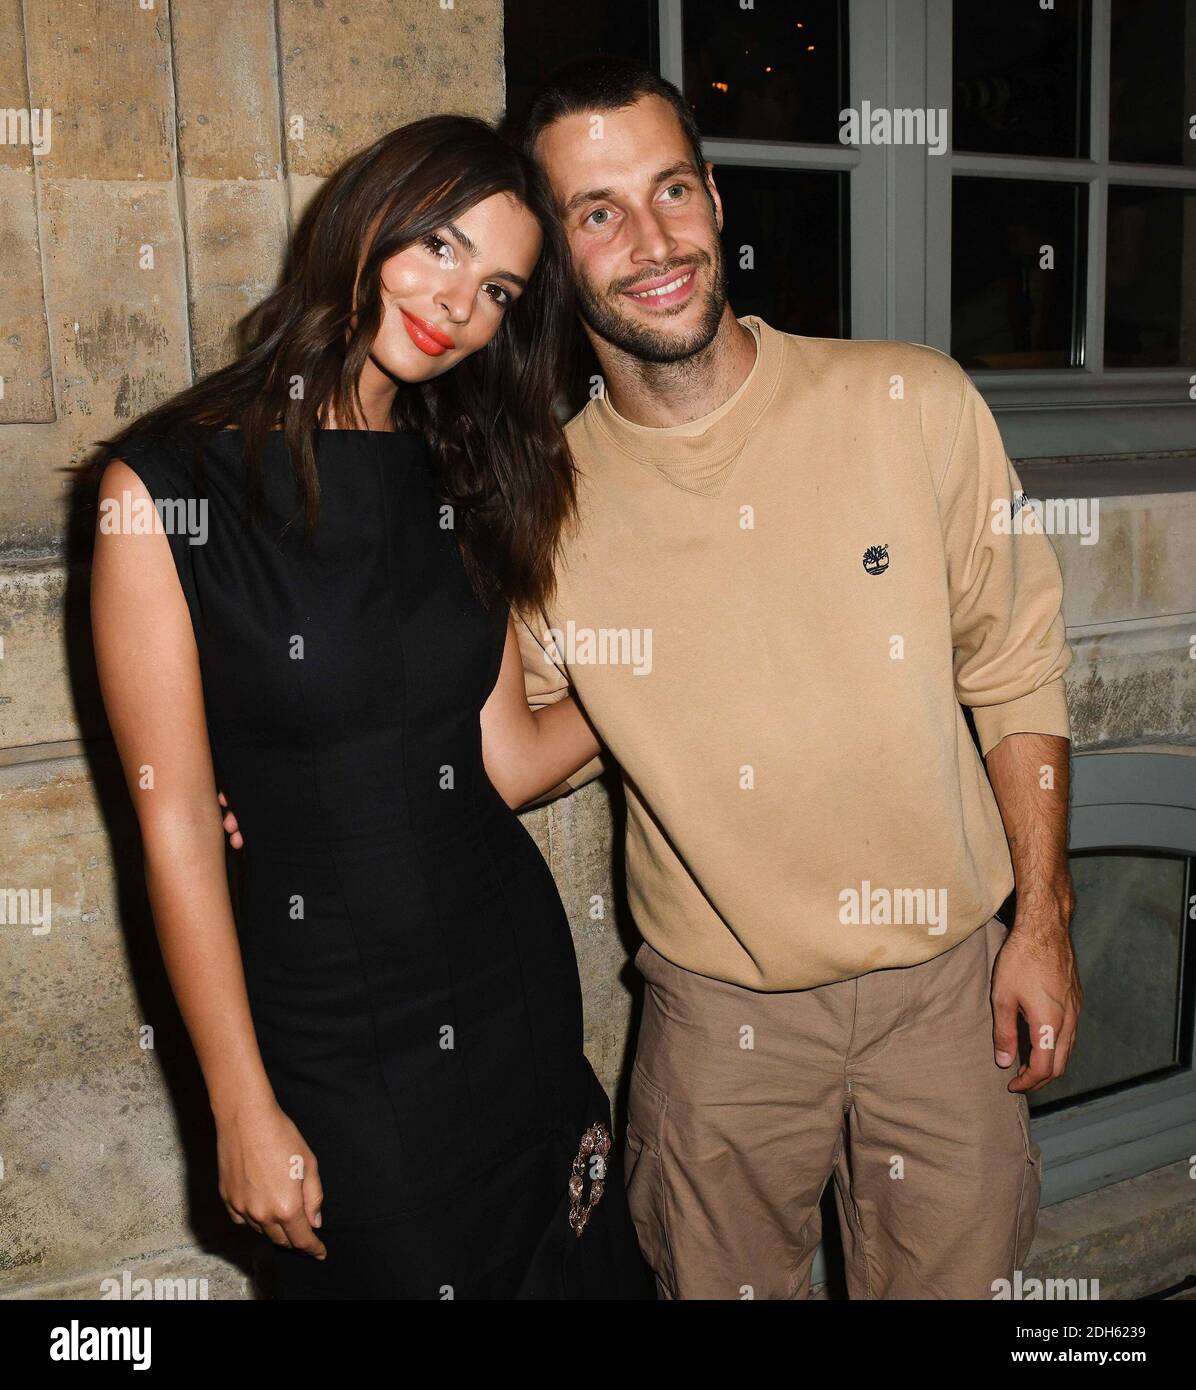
574 239 728 365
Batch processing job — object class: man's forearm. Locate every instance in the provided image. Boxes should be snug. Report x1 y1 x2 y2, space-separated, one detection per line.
984 731 1075 926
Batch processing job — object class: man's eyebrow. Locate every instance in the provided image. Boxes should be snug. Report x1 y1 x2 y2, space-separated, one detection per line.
562 186 613 215
561 161 701 216
442 220 528 291
652 160 701 186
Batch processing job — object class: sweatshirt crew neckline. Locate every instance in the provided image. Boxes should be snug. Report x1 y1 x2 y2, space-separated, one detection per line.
588 315 786 495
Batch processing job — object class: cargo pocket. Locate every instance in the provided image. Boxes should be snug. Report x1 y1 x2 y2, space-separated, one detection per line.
624 1062 677 1298
1012 1096 1042 1269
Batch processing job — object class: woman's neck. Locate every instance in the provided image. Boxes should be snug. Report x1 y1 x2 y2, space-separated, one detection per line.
324 356 399 431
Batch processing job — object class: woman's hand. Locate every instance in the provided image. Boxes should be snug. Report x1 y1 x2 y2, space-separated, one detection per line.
216 1100 327 1258
217 791 243 849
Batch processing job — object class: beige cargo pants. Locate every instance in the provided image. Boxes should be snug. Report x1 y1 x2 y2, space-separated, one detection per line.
624 916 1041 1299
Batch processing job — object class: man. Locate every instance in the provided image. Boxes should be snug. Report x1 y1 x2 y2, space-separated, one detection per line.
508 57 1081 1300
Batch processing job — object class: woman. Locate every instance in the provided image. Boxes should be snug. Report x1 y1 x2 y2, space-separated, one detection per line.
90 115 651 1299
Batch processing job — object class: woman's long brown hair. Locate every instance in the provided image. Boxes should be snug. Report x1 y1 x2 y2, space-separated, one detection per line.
96 115 578 612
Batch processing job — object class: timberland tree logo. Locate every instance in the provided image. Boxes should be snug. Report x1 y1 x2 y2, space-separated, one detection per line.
862 543 889 575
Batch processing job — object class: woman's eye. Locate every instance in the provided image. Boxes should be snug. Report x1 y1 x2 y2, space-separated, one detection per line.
423 233 456 266
484 284 511 309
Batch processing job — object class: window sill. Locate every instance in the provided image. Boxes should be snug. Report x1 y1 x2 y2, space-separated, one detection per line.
1013 452 1196 499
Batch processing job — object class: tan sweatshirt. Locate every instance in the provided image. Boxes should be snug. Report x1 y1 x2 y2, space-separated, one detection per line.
515 315 1072 991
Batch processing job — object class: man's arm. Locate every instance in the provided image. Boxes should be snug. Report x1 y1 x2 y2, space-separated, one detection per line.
985 732 1081 1093
934 365 1080 1091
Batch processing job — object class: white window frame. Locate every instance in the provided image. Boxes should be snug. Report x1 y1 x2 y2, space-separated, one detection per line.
659 0 1196 459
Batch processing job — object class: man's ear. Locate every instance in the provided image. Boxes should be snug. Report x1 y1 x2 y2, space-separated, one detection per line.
704 160 724 233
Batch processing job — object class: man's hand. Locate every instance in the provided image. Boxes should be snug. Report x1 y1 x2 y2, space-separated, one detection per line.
991 900 1082 1093
217 791 243 850
983 731 1081 1092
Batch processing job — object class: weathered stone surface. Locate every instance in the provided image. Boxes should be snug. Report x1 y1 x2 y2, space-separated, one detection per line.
0 0 34 172
546 775 640 1102
520 779 639 1105
276 0 506 177
172 3 283 181
0 0 55 425
0 179 192 553
1028 1157 1196 1299
1054 492 1196 629
22 0 174 182
287 172 325 227
0 752 234 1289
3 1243 256 1301
0 169 55 424
1066 629 1196 748
0 561 105 749
183 178 290 377
37 179 191 430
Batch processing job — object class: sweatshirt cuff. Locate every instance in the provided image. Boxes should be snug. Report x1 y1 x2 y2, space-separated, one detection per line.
972 678 1072 758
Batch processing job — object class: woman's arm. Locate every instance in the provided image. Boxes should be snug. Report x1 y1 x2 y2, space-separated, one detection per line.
480 613 602 810
91 459 325 1258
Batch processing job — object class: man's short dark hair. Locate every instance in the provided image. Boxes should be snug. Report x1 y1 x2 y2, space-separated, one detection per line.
508 55 711 207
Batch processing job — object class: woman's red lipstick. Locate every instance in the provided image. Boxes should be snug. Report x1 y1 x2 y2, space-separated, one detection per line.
401 309 455 355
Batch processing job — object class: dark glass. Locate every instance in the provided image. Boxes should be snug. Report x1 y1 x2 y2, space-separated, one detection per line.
682 0 848 144
1030 852 1190 1109
715 165 849 336
953 0 1089 158
1105 186 1196 368
951 176 1087 368
1110 0 1196 165
502 0 658 131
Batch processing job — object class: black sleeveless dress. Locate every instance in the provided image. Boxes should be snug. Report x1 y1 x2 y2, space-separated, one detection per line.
115 426 651 1300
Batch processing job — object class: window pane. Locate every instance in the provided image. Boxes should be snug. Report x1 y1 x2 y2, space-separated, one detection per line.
1110 0 1196 166
682 0 848 144
951 177 1087 368
503 0 659 129
715 165 849 336
953 0 1090 158
1029 853 1189 1109
1106 186 1196 367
